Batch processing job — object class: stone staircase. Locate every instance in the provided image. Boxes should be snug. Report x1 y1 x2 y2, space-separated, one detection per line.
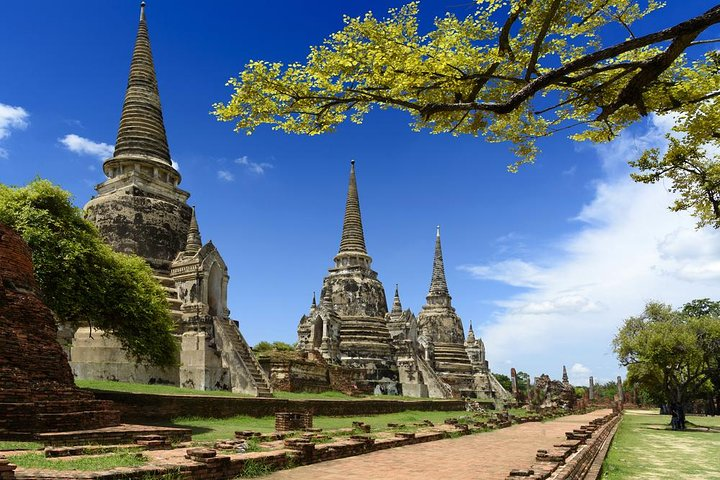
433 343 474 373
213 317 273 397
415 354 454 399
338 317 394 358
154 271 183 322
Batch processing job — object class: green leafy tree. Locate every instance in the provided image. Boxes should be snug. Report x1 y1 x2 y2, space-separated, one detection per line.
253 341 296 353
594 380 619 400
516 371 531 394
0 179 178 366
682 299 720 413
613 301 720 411
214 2 720 171
495 373 513 392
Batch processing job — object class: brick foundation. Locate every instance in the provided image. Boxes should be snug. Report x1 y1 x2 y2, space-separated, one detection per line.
0 223 120 436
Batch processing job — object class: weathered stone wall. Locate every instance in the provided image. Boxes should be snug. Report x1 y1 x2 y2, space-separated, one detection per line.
85 187 192 270
0 223 120 435
259 354 376 396
71 327 180 386
261 358 332 393
87 390 465 422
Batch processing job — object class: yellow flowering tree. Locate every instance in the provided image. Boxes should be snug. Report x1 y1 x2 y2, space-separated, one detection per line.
214 1 720 223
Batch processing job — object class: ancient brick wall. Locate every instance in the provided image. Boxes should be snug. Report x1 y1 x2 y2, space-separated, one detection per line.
0 223 120 435
89 390 465 422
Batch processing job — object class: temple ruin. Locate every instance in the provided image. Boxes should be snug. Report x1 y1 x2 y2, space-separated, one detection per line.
295 162 512 405
69 3 271 397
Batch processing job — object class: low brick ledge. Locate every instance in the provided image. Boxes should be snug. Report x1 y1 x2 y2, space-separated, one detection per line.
88 389 466 421
505 412 621 480
34 424 191 447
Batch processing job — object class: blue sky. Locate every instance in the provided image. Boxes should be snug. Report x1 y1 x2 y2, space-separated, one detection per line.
2 1 720 386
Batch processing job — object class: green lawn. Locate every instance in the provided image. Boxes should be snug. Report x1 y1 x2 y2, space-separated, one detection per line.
7 450 146 471
0 441 42 451
172 410 472 442
602 410 720 479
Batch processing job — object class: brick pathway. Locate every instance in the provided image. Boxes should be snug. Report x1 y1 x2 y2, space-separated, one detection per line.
266 409 612 480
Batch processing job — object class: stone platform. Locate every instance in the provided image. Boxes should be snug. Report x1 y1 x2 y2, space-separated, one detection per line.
34 424 192 447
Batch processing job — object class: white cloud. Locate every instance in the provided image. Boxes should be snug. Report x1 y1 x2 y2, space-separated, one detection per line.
459 259 549 288
235 155 273 174
59 134 113 160
0 103 29 158
0 103 28 140
569 363 592 386
471 115 720 382
171 159 179 170
217 170 234 182
499 294 603 316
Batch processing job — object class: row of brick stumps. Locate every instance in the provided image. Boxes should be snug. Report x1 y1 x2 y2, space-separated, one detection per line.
505 411 621 480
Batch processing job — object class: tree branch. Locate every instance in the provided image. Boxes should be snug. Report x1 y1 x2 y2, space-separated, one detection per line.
499 0 533 62
525 0 563 81
421 5 720 118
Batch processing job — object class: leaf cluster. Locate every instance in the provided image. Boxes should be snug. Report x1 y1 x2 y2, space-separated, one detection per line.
0 179 178 366
214 1 720 170
630 53 720 228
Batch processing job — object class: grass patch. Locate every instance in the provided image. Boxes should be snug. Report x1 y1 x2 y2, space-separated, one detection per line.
236 459 276 477
602 411 720 479
76 379 252 398
172 410 471 442
8 450 146 471
139 469 184 480
0 441 42 451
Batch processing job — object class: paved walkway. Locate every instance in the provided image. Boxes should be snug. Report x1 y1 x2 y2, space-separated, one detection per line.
266 409 612 480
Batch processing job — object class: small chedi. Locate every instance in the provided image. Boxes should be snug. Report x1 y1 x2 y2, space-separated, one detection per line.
0 223 120 434
295 162 513 405
69 3 271 396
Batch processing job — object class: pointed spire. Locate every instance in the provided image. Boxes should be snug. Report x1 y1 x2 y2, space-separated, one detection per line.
311 292 317 309
562 365 569 384
185 206 202 254
467 321 476 343
428 225 449 296
337 160 367 255
113 1 172 166
391 284 403 314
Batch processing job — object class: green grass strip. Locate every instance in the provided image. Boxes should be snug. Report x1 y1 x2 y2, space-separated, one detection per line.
602 410 720 479
8 450 147 471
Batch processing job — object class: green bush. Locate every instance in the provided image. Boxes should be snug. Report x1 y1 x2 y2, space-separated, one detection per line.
0 179 178 366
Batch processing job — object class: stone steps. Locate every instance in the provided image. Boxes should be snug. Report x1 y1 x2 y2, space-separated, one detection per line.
152 272 183 321
215 319 273 397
